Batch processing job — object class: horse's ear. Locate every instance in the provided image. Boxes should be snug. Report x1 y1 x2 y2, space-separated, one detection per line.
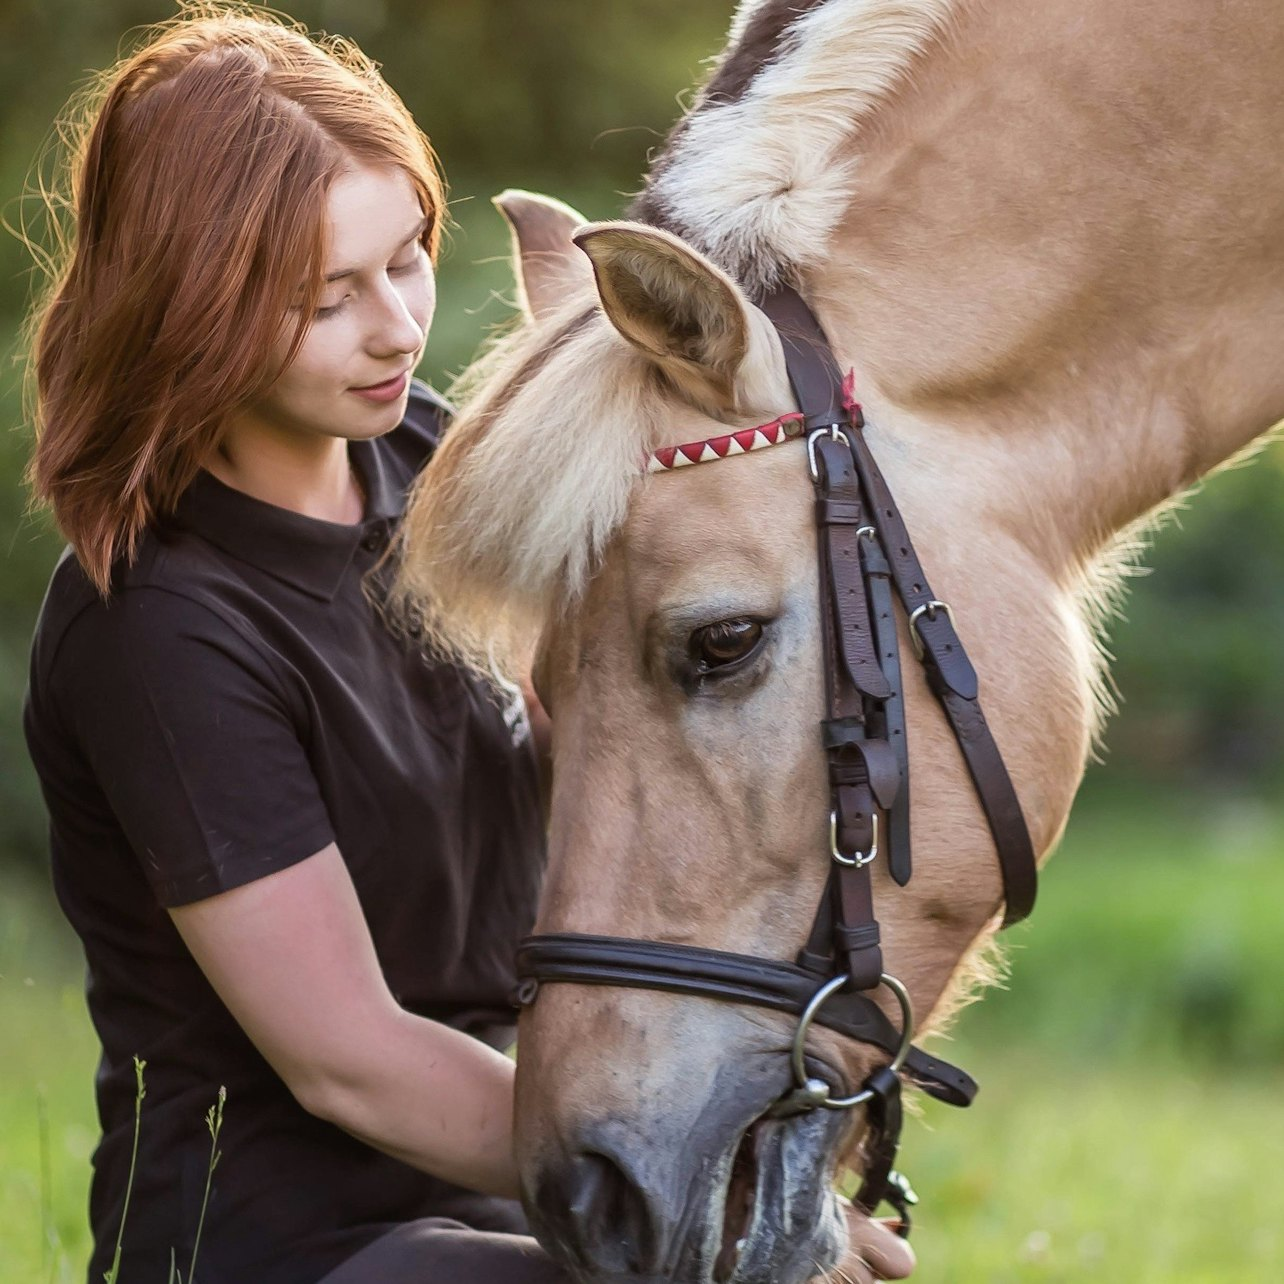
493 190 593 322
573 221 777 415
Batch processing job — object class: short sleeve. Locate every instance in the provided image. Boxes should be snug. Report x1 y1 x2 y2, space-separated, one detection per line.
49 588 336 906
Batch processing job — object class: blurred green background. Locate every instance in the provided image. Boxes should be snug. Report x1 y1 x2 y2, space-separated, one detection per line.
1 3 1281 1281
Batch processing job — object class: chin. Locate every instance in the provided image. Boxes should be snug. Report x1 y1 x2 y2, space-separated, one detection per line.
338 393 409 438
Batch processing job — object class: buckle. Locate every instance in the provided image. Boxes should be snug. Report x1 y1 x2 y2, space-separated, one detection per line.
907 599 955 660
830 809 878 869
806 424 847 481
884 1170 919 1236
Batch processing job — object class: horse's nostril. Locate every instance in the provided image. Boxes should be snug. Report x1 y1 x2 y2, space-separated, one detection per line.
566 1152 626 1224
534 1148 657 1274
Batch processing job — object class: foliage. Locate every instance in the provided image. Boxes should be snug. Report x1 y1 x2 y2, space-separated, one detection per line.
102 1058 144 1284
183 1084 225 1284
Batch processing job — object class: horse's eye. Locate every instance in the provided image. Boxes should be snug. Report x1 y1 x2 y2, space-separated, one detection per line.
692 619 764 670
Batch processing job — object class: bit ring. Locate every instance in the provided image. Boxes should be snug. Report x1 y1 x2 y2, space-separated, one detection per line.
789 973 914 1111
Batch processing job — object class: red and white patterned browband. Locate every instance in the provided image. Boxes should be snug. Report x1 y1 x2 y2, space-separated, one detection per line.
645 371 862 475
644 413 805 474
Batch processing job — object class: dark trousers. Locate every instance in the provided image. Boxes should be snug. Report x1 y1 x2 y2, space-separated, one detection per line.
316 1218 570 1283
315 1195 571 1284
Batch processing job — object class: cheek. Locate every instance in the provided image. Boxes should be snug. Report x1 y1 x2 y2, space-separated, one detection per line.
414 270 437 333
278 325 352 397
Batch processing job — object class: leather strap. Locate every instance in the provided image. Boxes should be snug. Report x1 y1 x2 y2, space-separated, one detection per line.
853 1065 903 1216
758 284 1038 927
514 933 977 1108
812 431 892 987
814 443 892 702
862 533 912 885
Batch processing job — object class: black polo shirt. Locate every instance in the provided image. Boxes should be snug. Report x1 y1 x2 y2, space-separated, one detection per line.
23 382 545 1284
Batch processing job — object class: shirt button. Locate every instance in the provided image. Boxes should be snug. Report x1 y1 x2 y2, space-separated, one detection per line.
361 531 383 553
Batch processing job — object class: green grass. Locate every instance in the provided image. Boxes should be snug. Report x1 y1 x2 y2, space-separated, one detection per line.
960 791 1284 1066
903 1050 1283 1282
2 790 1282 1281
0 966 97 1280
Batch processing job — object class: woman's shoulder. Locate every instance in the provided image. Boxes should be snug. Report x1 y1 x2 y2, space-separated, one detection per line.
32 379 456 680
29 539 263 705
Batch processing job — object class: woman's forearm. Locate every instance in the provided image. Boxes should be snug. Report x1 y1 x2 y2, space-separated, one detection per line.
169 849 523 1198
297 1008 521 1199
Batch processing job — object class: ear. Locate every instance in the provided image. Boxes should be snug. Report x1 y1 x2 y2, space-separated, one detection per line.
493 189 593 322
572 221 780 415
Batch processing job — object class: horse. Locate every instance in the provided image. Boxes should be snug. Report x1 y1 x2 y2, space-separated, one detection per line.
395 0 1284 1279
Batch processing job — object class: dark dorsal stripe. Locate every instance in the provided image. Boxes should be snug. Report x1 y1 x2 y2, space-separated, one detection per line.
630 0 833 234
704 0 834 106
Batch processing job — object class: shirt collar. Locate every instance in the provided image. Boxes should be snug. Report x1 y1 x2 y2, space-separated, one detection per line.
172 436 404 602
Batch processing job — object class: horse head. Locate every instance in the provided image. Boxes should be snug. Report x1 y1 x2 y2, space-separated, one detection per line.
396 197 1081 1280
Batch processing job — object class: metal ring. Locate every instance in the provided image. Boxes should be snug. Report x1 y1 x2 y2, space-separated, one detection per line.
806 424 845 481
855 525 878 541
789 973 914 1111
908 599 954 660
830 809 878 868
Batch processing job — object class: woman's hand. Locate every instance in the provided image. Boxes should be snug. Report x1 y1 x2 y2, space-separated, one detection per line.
813 1204 915 1283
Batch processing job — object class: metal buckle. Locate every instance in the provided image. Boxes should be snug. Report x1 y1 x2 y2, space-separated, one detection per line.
885 1169 920 1235
830 809 878 868
806 424 846 481
907 599 955 661
786 973 914 1111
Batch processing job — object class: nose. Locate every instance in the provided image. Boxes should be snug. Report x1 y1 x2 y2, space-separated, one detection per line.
368 276 430 358
524 1104 850 1284
530 1141 659 1276
515 990 855 1282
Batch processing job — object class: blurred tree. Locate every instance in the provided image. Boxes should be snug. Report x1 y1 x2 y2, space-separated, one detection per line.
1104 444 1284 796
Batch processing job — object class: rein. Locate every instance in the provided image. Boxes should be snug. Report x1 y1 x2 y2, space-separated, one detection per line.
515 284 1037 1233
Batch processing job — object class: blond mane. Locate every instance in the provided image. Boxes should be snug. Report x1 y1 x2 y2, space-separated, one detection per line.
394 303 660 676
634 0 960 290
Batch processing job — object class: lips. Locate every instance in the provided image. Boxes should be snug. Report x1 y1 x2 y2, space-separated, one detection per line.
349 370 410 403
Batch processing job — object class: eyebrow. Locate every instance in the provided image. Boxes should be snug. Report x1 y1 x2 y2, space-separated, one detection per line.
323 217 428 284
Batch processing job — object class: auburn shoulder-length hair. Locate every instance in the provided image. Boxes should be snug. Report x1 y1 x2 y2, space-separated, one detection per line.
24 3 445 594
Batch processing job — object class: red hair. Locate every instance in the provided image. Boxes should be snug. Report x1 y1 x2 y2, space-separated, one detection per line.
24 3 445 594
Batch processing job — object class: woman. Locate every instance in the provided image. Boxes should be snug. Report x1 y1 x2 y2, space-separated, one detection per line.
21 7 914 1283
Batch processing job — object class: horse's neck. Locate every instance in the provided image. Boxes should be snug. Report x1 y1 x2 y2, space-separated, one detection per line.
806 0 1284 572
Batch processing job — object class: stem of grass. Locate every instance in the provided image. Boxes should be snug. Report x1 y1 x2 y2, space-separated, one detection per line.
186 1085 225 1284
103 1056 146 1284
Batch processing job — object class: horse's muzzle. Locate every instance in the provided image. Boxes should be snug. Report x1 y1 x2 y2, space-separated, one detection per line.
519 1043 850 1284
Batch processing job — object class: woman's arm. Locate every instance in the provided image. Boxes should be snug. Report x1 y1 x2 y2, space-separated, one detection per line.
169 842 520 1199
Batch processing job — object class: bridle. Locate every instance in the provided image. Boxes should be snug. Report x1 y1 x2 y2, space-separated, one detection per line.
513 285 1038 1233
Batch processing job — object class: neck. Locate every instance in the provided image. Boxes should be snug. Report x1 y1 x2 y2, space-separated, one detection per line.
206 417 363 525
804 0 1284 575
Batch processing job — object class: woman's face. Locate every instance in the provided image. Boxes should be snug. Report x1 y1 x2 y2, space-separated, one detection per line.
246 162 436 443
